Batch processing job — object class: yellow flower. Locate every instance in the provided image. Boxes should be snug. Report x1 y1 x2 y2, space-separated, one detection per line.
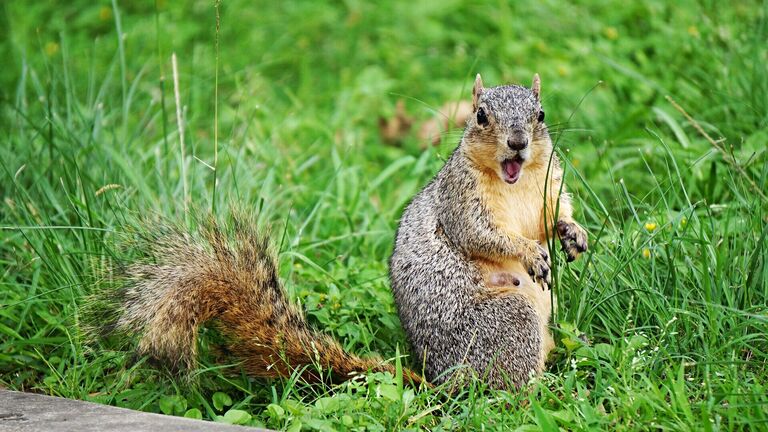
644 222 657 232
604 27 619 40
680 217 688 227
687 26 700 38
99 6 112 21
642 248 651 259
45 42 59 56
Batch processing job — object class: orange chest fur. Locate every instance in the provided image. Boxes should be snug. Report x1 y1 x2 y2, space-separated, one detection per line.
473 170 549 285
480 171 546 242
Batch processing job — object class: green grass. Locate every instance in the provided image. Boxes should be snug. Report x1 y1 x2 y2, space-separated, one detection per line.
2 0 767 430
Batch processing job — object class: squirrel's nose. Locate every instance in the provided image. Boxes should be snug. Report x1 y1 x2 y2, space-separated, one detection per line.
507 137 528 151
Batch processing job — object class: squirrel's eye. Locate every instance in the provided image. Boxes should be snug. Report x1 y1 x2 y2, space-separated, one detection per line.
477 107 489 126
537 110 545 122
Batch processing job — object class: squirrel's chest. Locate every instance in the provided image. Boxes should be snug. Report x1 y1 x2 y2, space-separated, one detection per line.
484 180 544 241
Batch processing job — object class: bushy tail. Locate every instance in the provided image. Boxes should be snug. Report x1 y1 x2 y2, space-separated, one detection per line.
111 215 423 385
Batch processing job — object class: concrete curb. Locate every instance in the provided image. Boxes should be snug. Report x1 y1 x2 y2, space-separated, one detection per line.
0 390 272 432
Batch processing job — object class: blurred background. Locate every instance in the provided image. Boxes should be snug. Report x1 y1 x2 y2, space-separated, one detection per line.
2 1 764 202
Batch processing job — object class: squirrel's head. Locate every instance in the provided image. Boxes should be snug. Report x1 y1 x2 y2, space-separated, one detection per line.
462 73 551 185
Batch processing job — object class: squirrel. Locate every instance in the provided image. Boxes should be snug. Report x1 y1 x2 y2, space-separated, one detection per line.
105 74 586 390
389 74 587 388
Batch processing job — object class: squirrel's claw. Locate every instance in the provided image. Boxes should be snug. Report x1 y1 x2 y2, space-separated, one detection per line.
524 242 551 286
557 220 588 262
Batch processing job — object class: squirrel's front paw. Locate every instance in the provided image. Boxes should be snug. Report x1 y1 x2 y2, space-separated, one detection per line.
520 241 551 286
557 220 588 262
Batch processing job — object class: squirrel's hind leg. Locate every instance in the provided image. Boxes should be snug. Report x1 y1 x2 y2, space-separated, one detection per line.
482 269 556 375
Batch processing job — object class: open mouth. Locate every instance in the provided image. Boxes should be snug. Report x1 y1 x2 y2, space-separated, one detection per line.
501 157 524 184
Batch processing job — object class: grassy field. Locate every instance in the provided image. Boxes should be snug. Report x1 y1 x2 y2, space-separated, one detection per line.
2 0 767 430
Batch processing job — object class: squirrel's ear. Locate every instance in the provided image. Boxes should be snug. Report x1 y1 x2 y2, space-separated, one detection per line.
472 74 484 111
531 73 541 100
